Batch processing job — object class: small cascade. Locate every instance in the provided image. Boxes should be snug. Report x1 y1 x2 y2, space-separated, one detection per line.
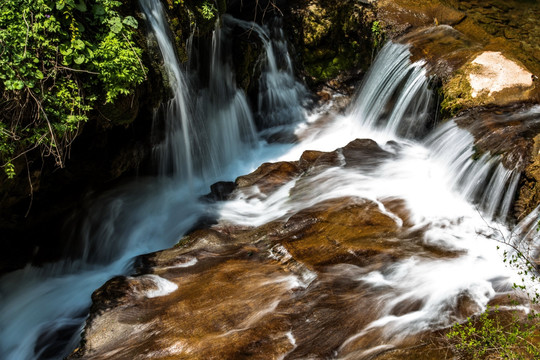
426 120 520 220
142 2 259 182
139 0 194 180
190 18 258 181
348 42 434 139
221 15 308 128
256 18 308 127
512 206 540 267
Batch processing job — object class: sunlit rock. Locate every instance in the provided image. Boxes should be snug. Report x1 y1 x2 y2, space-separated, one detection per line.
469 52 533 99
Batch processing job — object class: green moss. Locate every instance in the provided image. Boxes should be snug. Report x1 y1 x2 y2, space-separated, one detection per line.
440 70 474 117
294 0 374 84
303 5 332 46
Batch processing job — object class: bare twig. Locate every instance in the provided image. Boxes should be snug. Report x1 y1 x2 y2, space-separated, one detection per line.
123 33 147 80
57 66 100 75
22 11 30 58
24 154 34 217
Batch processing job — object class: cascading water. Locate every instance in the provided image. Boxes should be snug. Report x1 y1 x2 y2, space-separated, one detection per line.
426 120 521 220
221 15 308 129
1 9 539 359
0 8 308 360
212 41 539 357
255 18 308 128
190 17 258 181
139 0 194 180
348 42 434 139
144 1 258 182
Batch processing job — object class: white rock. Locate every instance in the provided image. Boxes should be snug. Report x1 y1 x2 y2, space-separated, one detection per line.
468 51 533 98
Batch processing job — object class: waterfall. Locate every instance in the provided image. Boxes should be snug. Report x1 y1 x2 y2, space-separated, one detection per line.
348 42 434 139
221 15 308 129
139 0 194 180
426 120 521 220
190 17 258 181
0 8 311 360
1 7 539 358
255 18 308 127
512 206 540 269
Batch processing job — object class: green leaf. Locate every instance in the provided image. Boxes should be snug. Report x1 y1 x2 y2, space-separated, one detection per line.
109 17 123 33
35 70 44 80
59 44 73 56
72 39 85 50
122 16 138 29
85 47 94 59
73 54 85 64
13 80 25 90
56 2 65 10
74 1 87 12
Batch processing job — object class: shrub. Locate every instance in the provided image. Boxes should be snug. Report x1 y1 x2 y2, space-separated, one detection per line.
0 0 146 177
446 306 539 359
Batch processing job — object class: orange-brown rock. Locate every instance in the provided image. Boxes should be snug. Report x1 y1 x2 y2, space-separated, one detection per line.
71 141 474 360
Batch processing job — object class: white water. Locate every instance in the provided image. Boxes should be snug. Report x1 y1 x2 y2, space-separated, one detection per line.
190 17 258 181
140 0 194 180
221 15 308 128
215 42 539 357
348 42 434 139
426 120 521 220
0 20 538 360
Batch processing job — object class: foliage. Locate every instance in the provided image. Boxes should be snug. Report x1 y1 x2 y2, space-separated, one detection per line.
0 0 146 177
371 20 383 48
198 1 217 21
446 228 540 359
446 306 539 359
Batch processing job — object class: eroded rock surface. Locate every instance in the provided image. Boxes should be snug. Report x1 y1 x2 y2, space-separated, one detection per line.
71 140 494 360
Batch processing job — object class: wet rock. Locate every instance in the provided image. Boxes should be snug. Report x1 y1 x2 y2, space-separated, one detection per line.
372 0 540 118
455 105 540 172
73 142 487 359
400 25 479 79
235 161 302 194
203 181 237 202
377 0 466 38
341 138 393 169
73 195 407 359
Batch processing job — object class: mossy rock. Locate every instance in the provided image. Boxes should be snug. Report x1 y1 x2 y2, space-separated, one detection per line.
288 0 375 85
441 52 536 117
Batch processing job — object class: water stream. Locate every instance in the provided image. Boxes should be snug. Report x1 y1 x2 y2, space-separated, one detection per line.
0 5 539 360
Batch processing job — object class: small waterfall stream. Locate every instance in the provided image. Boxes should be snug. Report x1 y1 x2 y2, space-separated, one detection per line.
0 6 539 359
139 0 194 180
348 42 434 139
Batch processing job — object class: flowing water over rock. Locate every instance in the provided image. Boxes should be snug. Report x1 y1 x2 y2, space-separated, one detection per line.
140 0 194 180
221 15 308 129
348 42 435 139
1 9 539 360
72 41 539 359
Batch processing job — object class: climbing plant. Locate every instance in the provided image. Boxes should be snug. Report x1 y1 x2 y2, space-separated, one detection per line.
0 0 146 177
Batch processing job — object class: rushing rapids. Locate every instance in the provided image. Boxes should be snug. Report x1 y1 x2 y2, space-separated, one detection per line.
1 5 539 360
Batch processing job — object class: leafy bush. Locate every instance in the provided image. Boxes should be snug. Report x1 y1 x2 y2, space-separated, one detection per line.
446 236 540 359
0 0 146 177
446 306 539 359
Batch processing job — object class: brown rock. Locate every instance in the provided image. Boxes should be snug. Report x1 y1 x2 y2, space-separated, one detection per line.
235 161 302 194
